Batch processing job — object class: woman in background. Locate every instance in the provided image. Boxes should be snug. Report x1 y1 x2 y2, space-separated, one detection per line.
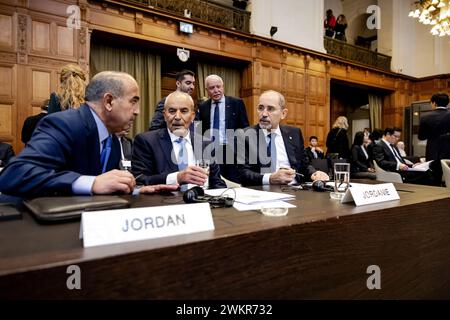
334 14 348 42
48 64 87 113
351 131 375 179
326 116 350 160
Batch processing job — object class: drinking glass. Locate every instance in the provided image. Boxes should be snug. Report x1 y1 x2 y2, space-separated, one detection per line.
330 163 350 200
195 159 210 189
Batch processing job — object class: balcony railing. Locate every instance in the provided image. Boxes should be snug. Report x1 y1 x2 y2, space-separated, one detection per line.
122 0 250 33
324 37 391 71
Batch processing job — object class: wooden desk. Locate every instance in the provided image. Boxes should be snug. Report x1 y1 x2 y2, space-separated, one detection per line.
1 184 450 299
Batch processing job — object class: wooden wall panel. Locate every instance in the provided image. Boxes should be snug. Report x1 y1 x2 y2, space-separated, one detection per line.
32 21 50 53
57 25 74 57
0 65 13 97
0 104 12 135
0 14 13 49
32 70 50 102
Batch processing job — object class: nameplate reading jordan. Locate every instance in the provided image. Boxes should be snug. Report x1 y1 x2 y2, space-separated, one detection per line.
341 183 399 206
81 203 214 248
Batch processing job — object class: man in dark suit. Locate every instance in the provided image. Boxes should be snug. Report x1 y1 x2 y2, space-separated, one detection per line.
148 70 196 131
21 99 49 145
373 127 436 185
237 90 329 186
305 135 324 162
0 142 14 167
0 71 176 197
132 91 226 189
198 74 249 183
418 92 450 161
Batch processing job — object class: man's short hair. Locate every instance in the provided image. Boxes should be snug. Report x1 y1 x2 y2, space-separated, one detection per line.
176 70 195 82
309 135 318 141
431 92 449 107
85 71 133 102
164 91 194 110
384 127 401 136
260 90 286 109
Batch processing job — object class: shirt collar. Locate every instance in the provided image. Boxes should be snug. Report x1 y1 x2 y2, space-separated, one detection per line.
262 126 282 138
89 107 109 143
212 96 225 105
167 128 191 144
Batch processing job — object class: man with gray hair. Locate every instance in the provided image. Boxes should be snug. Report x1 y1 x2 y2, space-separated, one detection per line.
0 71 176 197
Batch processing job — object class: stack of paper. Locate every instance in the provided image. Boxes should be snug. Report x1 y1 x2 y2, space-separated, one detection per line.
205 187 297 211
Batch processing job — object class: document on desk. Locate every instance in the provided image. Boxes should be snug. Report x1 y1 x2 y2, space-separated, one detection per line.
408 160 432 172
205 187 296 211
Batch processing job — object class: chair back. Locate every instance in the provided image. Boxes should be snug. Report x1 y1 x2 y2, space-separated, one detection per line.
441 159 450 189
311 158 329 173
373 160 403 184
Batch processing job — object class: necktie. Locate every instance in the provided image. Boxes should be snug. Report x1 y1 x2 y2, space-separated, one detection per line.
391 144 404 164
176 137 188 171
100 135 112 173
267 133 277 172
212 101 220 142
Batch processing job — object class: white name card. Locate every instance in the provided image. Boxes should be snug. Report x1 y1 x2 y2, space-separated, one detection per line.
341 183 400 206
81 202 214 248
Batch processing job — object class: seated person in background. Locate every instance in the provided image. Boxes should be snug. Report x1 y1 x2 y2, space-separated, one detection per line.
237 90 329 186
367 128 383 162
0 71 177 197
132 91 226 189
0 141 15 167
21 99 49 145
351 131 375 179
397 141 407 157
372 127 437 185
305 135 324 162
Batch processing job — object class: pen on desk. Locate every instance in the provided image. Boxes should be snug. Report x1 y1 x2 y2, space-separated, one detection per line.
134 173 143 180
279 167 304 177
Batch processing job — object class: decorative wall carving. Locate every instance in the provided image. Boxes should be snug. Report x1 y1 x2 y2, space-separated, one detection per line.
17 14 27 64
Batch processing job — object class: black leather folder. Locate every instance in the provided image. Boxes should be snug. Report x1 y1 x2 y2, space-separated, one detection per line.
24 196 130 222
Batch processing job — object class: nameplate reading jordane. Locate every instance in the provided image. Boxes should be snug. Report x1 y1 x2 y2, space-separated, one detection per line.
80 203 214 247
341 182 400 206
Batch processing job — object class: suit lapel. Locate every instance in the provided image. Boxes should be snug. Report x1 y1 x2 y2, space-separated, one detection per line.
158 129 178 171
80 105 102 175
280 126 297 167
225 96 232 130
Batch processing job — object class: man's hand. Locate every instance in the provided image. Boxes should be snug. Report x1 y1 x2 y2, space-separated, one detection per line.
311 171 329 181
177 165 208 185
92 169 136 194
269 168 296 184
399 163 409 171
315 146 324 153
139 184 179 194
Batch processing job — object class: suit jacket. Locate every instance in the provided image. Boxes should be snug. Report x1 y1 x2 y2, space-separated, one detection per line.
418 108 450 161
372 140 406 172
47 92 62 114
305 146 324 162
0 104 121 197
351 144 372 172
0 142 15 166
198 96 249 136
325 127 350 159
237 125 316 186
132 128 226 189
21 112 47 144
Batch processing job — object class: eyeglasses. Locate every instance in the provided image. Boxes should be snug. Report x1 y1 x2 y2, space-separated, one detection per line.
392 135 401 139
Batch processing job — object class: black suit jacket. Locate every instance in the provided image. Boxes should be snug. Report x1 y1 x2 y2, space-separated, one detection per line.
0 142 15 166
305 146 324 161
21 112 47 144
373 140 406 171
237 125 316 186
418 108 450 161
351 144 372 172
132 128 226 189
198 96 249 136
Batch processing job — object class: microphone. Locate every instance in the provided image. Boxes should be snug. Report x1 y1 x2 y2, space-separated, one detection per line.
183 186 234 208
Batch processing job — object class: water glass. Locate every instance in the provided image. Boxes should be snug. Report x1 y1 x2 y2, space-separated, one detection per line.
330 162 350 200
195 159 210 189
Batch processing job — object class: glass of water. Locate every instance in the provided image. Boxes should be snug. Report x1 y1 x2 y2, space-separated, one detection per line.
330 162 350 200
195 159 210 189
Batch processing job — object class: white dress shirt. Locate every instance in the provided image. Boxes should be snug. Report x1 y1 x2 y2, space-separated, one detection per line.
166 129 195 185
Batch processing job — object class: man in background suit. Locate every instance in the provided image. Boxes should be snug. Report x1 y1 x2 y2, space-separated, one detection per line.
373 127 436 185
305 135 324 162
132 91 226 189
148 70 196 131
237 90 329 186
21 99 49 145
418 92 450 161
0 71 176 197
198 74 249 183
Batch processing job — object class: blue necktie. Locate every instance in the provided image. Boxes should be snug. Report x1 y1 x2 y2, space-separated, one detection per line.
267 133 277 171
212 101 220 142
176 137 188 171
100 135 112 173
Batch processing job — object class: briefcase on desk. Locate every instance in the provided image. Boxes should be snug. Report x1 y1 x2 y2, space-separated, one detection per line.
24 196 130 223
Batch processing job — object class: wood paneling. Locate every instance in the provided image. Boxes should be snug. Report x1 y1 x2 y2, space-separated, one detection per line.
0 104 12 135
32 21 50 53
31 70 50 102
57 25 74 57
0 66 13 97
0 14 12 48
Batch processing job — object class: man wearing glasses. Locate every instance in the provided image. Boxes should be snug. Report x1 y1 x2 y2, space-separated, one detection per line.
373 127 437 185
